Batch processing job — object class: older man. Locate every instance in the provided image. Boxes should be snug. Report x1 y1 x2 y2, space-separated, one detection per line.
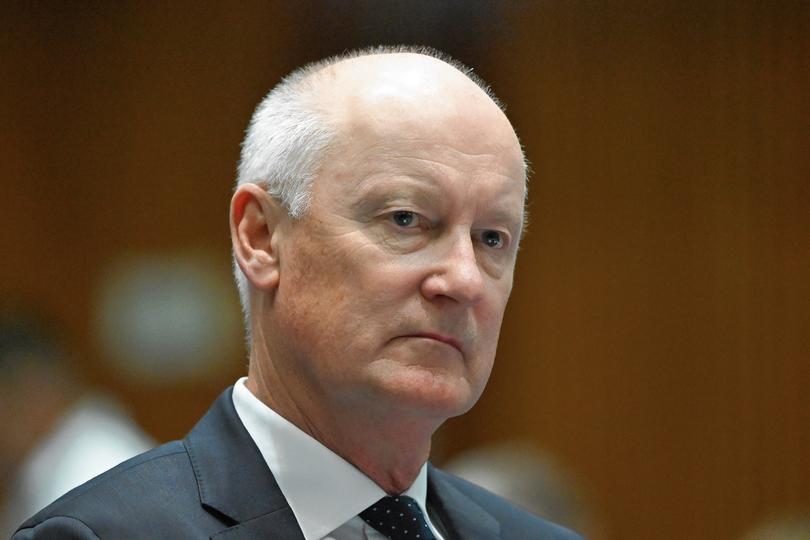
13 47 583 540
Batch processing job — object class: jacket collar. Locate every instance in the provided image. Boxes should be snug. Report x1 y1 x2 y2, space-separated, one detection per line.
183 387 501 540
428 464 501 540
183 387 305 539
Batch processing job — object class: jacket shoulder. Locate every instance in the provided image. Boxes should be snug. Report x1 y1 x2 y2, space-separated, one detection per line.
430 467 586 540
13 440 224 540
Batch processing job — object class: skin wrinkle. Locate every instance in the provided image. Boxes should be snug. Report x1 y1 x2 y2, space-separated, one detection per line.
341 147 522 195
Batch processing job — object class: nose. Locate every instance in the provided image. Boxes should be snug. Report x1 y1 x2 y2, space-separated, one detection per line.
420 232 485 306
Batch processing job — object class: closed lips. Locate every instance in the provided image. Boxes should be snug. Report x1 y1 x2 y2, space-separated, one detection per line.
402 333 463 353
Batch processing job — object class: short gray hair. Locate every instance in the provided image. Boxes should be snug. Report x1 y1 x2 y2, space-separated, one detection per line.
233 45 518 335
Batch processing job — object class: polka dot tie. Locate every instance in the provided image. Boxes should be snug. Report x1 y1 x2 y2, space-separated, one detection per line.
358 495 437 540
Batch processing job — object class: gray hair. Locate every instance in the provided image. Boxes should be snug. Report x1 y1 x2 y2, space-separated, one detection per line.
233 45 520 336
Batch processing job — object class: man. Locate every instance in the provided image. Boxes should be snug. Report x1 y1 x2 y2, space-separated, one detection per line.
13 46 583 539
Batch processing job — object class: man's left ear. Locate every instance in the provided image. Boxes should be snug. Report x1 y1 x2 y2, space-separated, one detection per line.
229 183 286 292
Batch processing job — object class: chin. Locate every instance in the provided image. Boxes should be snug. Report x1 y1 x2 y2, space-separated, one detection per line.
370 365 483 419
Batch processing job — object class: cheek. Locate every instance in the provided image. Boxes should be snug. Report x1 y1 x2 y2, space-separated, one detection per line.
478 275 512 320
471 355 496 400
278 241 397 342
472 288 512 361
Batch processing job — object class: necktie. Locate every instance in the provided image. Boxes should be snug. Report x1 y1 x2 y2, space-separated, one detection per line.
359 495 437 539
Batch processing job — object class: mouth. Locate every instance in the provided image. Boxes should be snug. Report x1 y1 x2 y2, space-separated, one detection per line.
401 332 464 354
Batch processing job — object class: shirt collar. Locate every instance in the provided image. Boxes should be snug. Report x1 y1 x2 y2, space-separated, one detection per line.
232 377 430 540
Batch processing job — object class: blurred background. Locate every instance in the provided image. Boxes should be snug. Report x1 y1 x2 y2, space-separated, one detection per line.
1 2 808 539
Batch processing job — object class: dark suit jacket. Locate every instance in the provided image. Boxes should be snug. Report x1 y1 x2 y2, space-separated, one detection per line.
12 388 584 540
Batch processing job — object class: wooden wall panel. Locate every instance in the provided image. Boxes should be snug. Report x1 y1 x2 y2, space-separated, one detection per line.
1 2 301 438
441 3 809 540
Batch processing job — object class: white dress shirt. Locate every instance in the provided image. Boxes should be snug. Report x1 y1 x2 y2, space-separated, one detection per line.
232 377 445 540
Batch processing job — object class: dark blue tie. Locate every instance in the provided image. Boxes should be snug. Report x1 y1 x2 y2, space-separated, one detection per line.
359 495 437 539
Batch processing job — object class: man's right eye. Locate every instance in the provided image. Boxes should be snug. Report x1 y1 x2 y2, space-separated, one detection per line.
390 211 419 228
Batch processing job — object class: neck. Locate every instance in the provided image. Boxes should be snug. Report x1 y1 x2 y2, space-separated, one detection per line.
245 336 441 494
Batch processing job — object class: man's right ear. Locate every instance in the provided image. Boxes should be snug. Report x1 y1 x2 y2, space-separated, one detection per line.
230 183 286 292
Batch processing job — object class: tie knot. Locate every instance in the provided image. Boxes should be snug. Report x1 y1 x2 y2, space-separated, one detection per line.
359 495 436 540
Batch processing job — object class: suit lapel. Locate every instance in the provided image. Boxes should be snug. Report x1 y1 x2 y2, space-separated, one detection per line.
183 387 305 540
210 508 304 539
183 389 502 540
427 465 501 540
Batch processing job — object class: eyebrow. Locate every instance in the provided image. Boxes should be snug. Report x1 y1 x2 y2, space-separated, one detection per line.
351 177 438 216
487 206 524 231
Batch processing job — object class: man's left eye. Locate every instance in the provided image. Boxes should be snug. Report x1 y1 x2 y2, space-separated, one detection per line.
480 230 504 248
391 211 420 228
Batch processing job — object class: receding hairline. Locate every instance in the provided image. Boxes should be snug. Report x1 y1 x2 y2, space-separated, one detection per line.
279 45 507 113
284 46 527 183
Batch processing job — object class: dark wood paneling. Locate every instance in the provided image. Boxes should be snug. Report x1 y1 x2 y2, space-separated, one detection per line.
442 3 809 540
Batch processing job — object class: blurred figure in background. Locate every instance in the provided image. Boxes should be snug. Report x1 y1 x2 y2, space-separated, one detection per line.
0 308 154 538
444 441 606 539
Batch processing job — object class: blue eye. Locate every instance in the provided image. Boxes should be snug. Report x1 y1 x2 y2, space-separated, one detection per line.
391 211 418 228
481 230 504 248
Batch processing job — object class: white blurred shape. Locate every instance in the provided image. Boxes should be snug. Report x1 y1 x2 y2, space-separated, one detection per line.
95 252 240 383
741 512 810 540
444 441 603 539
1 395 154 537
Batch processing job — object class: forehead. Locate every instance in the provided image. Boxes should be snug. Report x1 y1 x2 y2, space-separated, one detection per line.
313 53 525 175
312 55 526 182
314 113 525 216
309 128 526 240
